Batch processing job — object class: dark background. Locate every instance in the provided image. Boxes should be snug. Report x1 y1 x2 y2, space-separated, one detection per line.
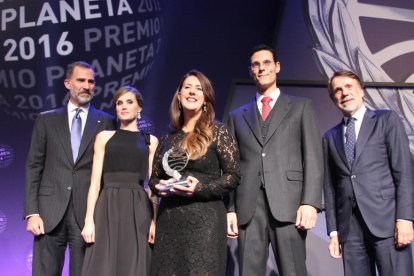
1 1 413 275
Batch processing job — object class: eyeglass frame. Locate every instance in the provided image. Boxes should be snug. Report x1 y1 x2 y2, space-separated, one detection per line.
249 59 275 70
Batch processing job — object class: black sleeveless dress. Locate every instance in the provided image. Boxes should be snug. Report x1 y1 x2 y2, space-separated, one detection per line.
81 129 152 276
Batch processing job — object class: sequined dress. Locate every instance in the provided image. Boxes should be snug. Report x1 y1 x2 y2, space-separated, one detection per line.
149 123 240 275
81 129 152 276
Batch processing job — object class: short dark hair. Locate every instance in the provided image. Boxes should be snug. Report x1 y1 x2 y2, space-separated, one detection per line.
66 61 95 79
249 44 277 62
328 70 364 95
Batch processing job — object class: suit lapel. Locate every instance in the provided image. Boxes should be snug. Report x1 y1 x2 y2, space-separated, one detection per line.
354 109 376 164
332 124 349 169
76 106 101 164
242 100 263 146
263 94 290 146
54 107 74 165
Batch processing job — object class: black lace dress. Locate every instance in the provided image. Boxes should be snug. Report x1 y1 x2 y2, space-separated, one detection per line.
149 122 240 275
81 129 152 276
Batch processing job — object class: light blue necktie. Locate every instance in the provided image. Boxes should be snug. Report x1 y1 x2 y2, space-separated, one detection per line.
344 117 356 166
71 108 82 162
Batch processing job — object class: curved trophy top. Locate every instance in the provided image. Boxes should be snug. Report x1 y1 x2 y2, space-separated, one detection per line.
162 147 189 179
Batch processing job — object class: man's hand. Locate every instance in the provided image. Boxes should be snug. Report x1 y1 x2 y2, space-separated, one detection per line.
26 216 45 236
295 204 317 230
395 220 414 248
329 235 342 258
227 212 239 238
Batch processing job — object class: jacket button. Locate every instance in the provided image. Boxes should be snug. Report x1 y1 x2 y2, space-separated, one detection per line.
67 186 72 191
262 153 266 157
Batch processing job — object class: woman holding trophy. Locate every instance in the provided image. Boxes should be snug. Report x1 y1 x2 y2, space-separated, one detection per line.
149 70 240 275
81 86 158 276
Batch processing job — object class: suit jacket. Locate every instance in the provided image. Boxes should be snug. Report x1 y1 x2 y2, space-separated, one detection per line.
323 109 414 241
24 105 115 233
227 94 323 225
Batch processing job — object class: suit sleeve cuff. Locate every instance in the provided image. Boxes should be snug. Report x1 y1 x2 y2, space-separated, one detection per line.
25 214 40 220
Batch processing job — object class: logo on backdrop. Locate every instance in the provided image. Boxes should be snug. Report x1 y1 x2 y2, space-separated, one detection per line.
0 0 162 120
138 117 155 134
26 251 33 271
306 0 414 156
0 210 7 234
0 144 14 168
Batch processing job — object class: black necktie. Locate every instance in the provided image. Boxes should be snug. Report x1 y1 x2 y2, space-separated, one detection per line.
345 117 356 165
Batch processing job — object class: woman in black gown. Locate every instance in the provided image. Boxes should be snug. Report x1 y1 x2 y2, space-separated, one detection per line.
81 86 158 276
149 70 240 275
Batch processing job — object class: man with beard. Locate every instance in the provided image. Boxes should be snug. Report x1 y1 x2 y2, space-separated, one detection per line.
24 61 115 276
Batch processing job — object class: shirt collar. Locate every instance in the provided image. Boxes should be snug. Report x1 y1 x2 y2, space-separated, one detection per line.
67 101 90 114
344 105 366 123
256 88 280 104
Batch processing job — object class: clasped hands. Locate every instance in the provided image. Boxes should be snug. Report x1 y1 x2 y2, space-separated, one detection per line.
155 176 199 197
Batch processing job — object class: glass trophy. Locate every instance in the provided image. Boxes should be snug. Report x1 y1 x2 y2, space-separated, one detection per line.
161 147 190 191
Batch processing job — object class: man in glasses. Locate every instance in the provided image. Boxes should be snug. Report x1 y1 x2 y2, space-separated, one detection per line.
227 44 323 276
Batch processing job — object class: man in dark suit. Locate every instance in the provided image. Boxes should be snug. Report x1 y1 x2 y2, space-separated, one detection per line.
226 45 323 276
24 61 115 276
323 70 414 275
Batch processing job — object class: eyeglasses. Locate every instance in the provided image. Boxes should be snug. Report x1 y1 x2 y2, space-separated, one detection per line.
250 60 274 70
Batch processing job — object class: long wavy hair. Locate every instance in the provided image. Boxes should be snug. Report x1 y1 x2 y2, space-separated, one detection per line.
170 70 215 160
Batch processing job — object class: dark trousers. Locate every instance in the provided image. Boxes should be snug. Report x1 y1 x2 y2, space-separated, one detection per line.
32 199 85 276
342 206 414 276
238 188 307 276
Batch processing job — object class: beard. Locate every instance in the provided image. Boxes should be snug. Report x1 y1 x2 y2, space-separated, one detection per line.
71 90 94 105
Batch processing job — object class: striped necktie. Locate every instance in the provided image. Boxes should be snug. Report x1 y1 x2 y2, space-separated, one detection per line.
261 96 272 121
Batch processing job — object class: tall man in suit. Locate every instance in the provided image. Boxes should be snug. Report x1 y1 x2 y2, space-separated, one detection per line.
323 70 414 275
24 61 115 276
226 45 323 276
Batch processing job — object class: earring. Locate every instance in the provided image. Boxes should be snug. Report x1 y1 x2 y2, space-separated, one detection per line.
203 102 207 112
137 111 141 120
178 101 182 110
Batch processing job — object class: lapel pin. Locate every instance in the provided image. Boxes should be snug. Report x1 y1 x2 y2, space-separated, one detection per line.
97 120 101 123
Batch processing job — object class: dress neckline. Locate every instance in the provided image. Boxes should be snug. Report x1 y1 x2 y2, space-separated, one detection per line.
119 128 140 133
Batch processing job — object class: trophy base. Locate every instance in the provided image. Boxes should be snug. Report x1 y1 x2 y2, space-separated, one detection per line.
160 179 189 191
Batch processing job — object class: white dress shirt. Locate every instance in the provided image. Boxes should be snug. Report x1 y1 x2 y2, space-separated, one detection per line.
256 88 280 116
68 101 90 135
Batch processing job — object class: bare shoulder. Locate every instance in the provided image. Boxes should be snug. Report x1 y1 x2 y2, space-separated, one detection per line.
149 135 159 149
96 130 116 145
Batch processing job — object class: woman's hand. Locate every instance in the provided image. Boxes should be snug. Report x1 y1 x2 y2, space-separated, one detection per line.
148 219 156 244
81 221 95 243
169 176 199 197
154 179 176 197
